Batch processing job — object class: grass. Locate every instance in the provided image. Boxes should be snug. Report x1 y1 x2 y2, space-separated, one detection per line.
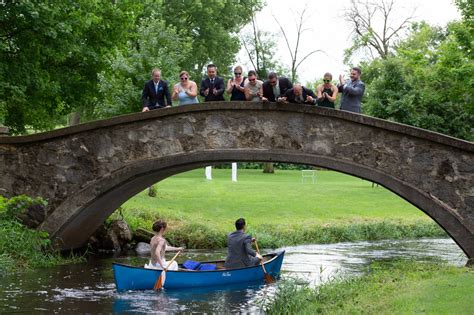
114 168 445 248
263 261 474 314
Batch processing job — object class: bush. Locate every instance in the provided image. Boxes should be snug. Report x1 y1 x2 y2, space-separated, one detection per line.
0 195 84 274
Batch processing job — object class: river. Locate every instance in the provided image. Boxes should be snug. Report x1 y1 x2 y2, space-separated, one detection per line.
0 238 467 313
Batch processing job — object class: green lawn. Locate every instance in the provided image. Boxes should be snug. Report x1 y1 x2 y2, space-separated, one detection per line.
116 168 444 248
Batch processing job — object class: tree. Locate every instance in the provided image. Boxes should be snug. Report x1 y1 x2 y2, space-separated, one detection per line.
344 0 414 62
241 15 280 78
96 17 191 118
273 4 322 83
364 22 473 140
161 0 263 80
0 1 134 133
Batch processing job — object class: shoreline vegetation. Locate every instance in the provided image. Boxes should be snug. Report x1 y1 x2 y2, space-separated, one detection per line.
0 196 84 275
112 169 446 249
263 260 474 314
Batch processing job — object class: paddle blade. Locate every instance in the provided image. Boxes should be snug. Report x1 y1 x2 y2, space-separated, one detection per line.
153 273 163 290
264 273 275 284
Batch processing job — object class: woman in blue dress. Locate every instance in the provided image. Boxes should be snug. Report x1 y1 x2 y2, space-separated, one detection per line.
172 71 199 105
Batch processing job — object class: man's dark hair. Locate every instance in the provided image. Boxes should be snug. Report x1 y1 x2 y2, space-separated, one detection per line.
152 219 167 232
352 67 362 75
207 64 217 69
248 70 257 77
267 72 278 80
235 218 246 230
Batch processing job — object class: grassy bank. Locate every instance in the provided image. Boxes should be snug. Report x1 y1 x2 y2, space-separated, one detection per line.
0 196 84 274
263 261 474 314
113 169 445 248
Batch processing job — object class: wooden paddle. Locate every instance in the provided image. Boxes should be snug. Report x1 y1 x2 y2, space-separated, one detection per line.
153 250 182 290
254 240 275 283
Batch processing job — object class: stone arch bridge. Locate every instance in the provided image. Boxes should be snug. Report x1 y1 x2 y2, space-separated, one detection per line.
0 102 472 258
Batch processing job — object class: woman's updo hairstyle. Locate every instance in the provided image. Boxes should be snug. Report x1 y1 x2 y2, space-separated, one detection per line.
152 219 167 232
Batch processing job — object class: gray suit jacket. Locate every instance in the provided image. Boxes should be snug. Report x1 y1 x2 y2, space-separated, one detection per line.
224 230 259 269
338 79 365 113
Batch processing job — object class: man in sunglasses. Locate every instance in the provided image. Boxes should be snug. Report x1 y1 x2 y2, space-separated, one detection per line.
200 64 225 102
337 67 365 113
280 83 317 105
141 68 172 112
262 72 293 102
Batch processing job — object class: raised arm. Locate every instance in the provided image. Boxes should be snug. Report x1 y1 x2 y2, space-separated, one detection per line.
244 236 257 257
186 81 198 98
316 84 324 99
215 78 225 96
171 84 179 101
326 84 338 102
199 79 208 97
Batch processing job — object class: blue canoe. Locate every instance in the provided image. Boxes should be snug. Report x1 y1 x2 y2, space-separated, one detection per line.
113 250 285 291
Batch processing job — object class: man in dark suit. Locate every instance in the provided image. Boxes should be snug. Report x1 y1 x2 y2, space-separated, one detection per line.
282 83 317 105
262 72 293 102
224 218 262 269
141 68 172 112
200 64 225 102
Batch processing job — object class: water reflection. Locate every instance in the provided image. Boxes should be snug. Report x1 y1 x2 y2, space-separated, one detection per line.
0 238 467 313
113 281 270 314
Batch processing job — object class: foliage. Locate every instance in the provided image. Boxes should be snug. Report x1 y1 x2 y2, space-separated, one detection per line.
95 16 191 118
362 21 474 140
0 195 84 274
263 261 473 314
240 15 284 78
0 0 134 133
0 195 47 220
161 0 264 80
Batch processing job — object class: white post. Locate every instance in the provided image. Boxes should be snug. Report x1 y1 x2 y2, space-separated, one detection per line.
231 162 237 182
205 166 212 180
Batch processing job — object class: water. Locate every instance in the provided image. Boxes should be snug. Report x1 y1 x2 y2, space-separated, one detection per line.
0 238 467 313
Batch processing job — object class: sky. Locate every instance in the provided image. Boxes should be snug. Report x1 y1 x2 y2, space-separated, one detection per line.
236 0 461 84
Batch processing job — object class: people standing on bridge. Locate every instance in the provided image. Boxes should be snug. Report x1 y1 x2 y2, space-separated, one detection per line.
172 71 199 105
224 218 262 269
141 68 172 112
337 67 365 113
244 70 263 102
226 65 247 101
262 72 293 102
316 72 338 109
200 64 225 102
145 219 183 270
281 83 317 105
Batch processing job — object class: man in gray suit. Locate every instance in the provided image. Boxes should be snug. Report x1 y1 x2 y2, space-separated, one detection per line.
224 218 262 269
337 67 365 113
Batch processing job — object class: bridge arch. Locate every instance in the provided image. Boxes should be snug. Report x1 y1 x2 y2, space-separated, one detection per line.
0 102 472 257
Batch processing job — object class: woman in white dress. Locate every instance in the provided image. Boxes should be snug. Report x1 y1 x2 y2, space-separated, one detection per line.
145 219 183 270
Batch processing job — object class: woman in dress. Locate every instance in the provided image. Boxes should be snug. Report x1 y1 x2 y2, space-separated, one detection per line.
226 65 246 101
172 71 199 105
145 219 183 270
316 72 338 108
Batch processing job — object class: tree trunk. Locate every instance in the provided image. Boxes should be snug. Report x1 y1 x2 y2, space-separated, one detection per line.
263 162 274 173
69 112 81 126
